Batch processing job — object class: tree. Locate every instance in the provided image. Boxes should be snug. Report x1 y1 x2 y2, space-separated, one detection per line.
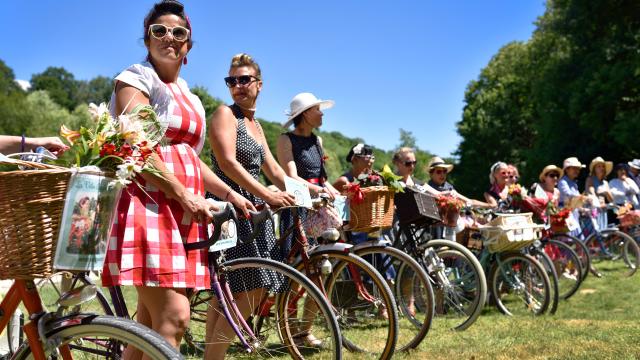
0 59 22 95
30 67 78 111
191 86 223 119
75 76 113 106
398 128 417 149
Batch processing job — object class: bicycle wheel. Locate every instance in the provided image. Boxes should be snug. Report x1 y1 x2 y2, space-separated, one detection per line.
185 257 342 360
544 239 584 300
36 272 114 316
584 229 640 277
529 246 559 315
12 315 180 359
421 239 487 331
303 250 398 360
353 245 434 351
490 252 551 316
551 233 592 280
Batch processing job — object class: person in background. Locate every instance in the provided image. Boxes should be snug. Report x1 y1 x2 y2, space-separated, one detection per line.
507 163 520 185
0 135 68 155
392 147 440 195
609 163 639 209
333 143 375 191
276 92 340 198
484 161 510 207
205 53 297 358
627 159 640 204
427 156 489 207
531 164 563 208
585 156 613 229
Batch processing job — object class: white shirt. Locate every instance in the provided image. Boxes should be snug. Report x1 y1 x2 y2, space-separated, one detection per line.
610 178 640 208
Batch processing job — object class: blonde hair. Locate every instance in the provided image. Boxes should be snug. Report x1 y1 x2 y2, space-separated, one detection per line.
489 161 508 185
392 147 415 163
230 53 262 79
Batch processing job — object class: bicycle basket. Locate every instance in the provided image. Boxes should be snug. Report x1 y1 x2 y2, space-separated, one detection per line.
0 160 119 279
346 186 394 232
394 188 441 225
480 213 543 253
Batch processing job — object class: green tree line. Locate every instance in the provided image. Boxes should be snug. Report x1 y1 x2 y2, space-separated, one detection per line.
456 0 640 197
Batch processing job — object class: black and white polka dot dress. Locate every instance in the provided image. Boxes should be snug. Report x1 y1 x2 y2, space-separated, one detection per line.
208 104 285 293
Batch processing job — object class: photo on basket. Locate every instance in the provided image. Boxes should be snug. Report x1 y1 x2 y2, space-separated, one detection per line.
54 172 122 271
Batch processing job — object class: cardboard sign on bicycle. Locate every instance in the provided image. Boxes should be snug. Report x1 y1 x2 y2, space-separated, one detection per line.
284 176 312 208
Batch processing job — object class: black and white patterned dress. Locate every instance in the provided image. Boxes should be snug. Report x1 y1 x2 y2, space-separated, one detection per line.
208 104 285 293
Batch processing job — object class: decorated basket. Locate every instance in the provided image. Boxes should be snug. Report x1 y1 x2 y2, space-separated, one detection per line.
618 210 640 228
394 187 440 225
480 213 544 253
347 186 394 232
0 160 120 279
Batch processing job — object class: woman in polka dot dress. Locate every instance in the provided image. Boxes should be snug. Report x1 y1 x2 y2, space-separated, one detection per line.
204 53 297 359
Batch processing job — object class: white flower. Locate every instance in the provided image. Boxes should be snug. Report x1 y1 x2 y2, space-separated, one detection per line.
116 160 142 183
118 115 144 144
352 143 364 155
88 103 109 121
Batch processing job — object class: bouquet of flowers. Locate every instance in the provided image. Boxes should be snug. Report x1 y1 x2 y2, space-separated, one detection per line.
548 206 571 233
59 103 163 185
436 194 465 227
346 164 403 204
507 184 527 203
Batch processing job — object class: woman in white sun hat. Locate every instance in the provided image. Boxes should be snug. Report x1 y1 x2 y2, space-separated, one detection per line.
585 156 614 229
276 92 340 199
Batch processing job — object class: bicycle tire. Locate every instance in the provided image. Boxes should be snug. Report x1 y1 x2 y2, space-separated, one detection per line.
12 315 180 359
551 233 592 281
490 252 551 316
186 257 342 360
529 246 559 315
545 239 584 300
352 245 434 351
420 239 487 331
584 229 640 277
296 250 398 360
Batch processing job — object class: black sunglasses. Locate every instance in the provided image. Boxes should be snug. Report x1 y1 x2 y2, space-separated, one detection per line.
404 160 417 167
224 75 259 88
547 173 560 179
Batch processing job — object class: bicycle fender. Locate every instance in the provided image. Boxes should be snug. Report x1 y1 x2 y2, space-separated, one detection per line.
351 238 392 251
309 242 353 254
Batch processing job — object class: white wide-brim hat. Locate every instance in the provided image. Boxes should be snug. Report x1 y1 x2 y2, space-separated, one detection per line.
562 157 585 170
282 92 334 128
589 156 613 176
628 159 640 170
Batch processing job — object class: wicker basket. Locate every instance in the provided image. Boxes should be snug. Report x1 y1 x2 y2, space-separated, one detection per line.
0 160 116 279
394 188 440 225
347 186 394 232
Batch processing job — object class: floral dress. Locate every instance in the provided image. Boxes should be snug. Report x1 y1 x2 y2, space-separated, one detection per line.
102 63 210 289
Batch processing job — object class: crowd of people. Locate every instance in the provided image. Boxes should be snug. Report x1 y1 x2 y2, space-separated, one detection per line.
2 1 640 358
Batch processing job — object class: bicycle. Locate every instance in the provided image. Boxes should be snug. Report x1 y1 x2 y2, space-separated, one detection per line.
0 156 181 359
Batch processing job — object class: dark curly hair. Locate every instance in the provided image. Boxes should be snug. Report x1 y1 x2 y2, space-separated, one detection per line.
143 1 193 55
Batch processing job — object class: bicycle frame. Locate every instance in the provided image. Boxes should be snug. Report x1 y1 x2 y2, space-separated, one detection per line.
0 280 72 359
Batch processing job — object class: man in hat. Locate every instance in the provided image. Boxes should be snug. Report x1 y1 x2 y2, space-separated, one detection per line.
427 156 489 207
628 159 640 204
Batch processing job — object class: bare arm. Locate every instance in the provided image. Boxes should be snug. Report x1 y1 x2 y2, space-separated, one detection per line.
209 106 295 207
199 158 255 217
0 135 68 155
483 192 498 208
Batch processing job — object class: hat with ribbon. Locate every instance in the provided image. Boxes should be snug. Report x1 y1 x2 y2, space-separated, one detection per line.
427 156 454 173
589 156 613 176
539 165 563 182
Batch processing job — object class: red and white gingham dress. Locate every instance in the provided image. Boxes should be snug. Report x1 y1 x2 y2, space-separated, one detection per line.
102 63 210 289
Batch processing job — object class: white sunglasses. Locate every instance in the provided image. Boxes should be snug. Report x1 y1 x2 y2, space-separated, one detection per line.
148 24 190 42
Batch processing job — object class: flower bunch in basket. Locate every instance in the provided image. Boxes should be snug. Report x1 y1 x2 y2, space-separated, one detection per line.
436 194 465 227
507 183 527 203
548 205 571 233
346 164 403 204
58 103 163 184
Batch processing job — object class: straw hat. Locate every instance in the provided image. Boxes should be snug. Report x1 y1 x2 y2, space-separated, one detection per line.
589 156 613 176
562 157 585 170
427 156 454 173
539 165 563 182
282 92 334 128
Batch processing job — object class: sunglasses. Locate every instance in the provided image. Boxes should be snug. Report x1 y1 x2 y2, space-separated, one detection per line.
356 155 375 161
432 169 447 175
404 160 417 167
547 173 560 179
224 75 260 88
148 24 190 42
509 175 519 180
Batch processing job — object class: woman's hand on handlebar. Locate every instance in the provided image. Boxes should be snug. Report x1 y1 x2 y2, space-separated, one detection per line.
179 191 218 223
267 190 297 208
227 190 256 219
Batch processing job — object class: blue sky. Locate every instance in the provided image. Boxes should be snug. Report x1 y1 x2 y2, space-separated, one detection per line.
3 1 545 157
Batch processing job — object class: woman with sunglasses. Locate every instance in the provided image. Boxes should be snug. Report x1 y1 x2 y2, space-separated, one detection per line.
532 165 563 207
101 0 253 351
205 53 297 359
484 161 511 207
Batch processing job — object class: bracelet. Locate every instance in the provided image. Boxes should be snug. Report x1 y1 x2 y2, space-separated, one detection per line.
20 133 26 152
224 189 232 201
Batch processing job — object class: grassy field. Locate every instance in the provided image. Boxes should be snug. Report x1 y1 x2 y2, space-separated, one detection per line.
26 260 640 359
